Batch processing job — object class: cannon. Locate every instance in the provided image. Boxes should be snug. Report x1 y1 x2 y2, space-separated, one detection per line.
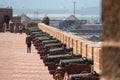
31 32 46 42
34 36 52 49
43 53 82 74
54 64 92 80
38 43 67 58
34 36 51 46
26 27 39 32
34 36 53 45
69 71 99 80
34 37 56 47
53 57 93 76
39 39 60 48
27 27 40 31
48 47 72 53
44 43 66 49
47 57 93 74
31 31 43 35
75 77 99 80
34 35 52 40
37 39 60 49
39 43 66 52
28 28 41 33
34 33 48 40
58 57 93 67
43 53 82 65
35 36 53 42
42 39 60 45
39 47 73 58
34 33 48 37
32 34 51 45
44 47 73 56
35 37 57 50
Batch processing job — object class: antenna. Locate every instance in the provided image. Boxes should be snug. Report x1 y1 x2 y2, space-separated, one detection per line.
73 1 76 17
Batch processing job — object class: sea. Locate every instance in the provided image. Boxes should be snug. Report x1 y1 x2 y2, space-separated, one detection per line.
14 13 101 23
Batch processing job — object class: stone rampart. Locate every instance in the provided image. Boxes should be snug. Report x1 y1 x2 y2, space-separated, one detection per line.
38 23 102 73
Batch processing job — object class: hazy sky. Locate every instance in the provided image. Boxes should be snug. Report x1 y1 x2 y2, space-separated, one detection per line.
0 0 101 9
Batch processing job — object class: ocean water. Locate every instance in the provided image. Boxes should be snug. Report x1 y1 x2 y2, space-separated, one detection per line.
14 13 101 22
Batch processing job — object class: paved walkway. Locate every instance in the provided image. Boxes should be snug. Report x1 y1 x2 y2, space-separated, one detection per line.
0 32 53 80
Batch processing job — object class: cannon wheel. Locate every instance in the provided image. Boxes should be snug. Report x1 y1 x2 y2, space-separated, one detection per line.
53 69 65 80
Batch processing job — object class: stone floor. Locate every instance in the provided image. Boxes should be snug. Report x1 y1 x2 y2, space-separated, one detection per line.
0 32 54 80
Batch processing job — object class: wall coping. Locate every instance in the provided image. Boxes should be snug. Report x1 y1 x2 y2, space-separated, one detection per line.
38 23 102 48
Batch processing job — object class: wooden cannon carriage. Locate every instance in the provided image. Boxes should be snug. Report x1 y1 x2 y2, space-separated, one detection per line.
53 57 93 78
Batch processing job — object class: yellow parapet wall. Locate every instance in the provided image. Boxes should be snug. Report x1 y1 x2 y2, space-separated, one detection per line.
38 23 102 74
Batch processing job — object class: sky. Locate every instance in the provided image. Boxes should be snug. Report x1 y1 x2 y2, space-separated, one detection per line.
0 0 101 10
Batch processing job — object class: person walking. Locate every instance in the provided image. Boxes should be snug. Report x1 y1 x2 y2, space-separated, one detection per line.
26 34 32 53
2 22 7 32
14 24 17 33
19 25 23 34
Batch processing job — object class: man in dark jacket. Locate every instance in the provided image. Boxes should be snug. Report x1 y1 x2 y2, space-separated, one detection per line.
26 34 32 53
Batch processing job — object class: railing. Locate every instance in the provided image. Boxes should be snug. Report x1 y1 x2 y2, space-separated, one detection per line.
38 23 102 74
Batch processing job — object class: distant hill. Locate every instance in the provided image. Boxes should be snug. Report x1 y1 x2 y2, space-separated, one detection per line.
13 6 100 15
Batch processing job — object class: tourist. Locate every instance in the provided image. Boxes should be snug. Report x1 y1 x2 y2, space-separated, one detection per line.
26 33 32 53
19 25 23 34
2 22 7 32
14 24 17 33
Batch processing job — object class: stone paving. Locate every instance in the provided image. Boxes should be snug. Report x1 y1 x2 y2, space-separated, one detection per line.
0 32 53 80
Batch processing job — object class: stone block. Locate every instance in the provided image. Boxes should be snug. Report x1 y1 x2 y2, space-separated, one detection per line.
81 42 87 57
93 47 102 74
87 44 94 59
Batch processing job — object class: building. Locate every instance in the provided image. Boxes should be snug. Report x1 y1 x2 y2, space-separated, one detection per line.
59 15 89 30
13 16 21 24
0 8 13 32
21 14 31 24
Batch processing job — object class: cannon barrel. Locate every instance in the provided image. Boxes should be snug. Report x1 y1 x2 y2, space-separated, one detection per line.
58 57 93 67
27 27 40 30
27 27 39 32
69 71 99 80
31 31 43 35
46 53 82 62
27 27 41 34
44 43 66 48
35 36 53 41
48 47 72 53
42 39 60 45
29 29 41 32
33 33 48 41
47 54 71 61
34 33 48 37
